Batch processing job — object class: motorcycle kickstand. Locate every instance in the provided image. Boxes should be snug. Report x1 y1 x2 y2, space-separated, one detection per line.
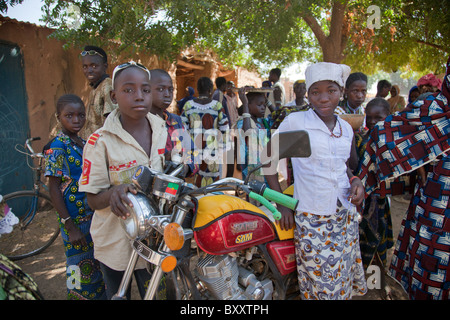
111 250 139 300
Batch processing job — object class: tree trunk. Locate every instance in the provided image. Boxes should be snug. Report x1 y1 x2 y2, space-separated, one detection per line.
302 0 349 64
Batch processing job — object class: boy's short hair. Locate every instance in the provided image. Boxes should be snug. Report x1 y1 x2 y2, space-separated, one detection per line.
215 77 227 89
197 77 214 95
150 68 171 80
246 92 264 105
366 97 390 115
270 68 281 78
56 94 84 114
83 45 107 63
377 79 392 92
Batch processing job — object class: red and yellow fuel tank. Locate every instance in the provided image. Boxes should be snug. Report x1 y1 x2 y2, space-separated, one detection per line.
193 195 294 255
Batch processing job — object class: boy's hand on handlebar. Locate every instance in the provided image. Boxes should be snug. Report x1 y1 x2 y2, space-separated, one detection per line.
277 205 294 231
110 184 138 219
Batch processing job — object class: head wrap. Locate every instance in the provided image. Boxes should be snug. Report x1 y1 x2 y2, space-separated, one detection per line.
408 86 419 104
417 73 443 89
305 62 351 92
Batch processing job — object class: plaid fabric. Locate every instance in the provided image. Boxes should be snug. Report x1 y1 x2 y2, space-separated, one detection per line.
358 56 450 300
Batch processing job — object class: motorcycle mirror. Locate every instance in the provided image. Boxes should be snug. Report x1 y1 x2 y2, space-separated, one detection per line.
272 130 311 160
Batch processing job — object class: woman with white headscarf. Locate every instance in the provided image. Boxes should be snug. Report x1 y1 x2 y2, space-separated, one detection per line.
264 62 368 300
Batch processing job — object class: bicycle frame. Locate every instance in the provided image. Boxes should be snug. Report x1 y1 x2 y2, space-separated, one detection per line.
17 138 46 227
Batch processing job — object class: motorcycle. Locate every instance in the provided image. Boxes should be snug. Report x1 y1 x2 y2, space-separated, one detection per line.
112 130 311 300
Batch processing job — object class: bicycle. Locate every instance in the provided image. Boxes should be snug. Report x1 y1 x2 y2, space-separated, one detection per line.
0 137 60 261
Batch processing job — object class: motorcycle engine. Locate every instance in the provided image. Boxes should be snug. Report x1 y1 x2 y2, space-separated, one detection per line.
195 254 273 300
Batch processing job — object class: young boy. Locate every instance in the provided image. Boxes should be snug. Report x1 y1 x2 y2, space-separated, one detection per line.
269 68 286 109
149 69 198 176
375 79 392 99
79 61 167 299
235 89 270 184
355 98 394 269
79 45 118 139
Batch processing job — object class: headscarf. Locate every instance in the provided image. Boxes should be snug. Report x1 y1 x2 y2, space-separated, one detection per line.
305 62 351 92
408 85 419 104
417 73 443 89
358 56 450 196
387 85 406 113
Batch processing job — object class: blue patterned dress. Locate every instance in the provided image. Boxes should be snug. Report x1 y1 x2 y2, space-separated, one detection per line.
44 132 105 300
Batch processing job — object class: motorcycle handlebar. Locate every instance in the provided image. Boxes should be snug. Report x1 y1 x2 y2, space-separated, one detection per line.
208 177 297 221
248 192 281 220
261 188 298 211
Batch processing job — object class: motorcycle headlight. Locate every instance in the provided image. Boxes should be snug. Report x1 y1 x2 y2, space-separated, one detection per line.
120 192 159 240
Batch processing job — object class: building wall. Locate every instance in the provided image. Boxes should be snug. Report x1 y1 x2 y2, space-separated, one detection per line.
0 16 263 151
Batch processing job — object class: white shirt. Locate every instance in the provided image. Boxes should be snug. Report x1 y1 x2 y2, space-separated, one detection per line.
276 108 353 215
272 81 286 106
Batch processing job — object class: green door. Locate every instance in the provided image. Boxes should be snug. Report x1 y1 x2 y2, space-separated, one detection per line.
0 41 33 197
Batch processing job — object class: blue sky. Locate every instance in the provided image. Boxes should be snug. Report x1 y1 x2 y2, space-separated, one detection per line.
4 0 45 25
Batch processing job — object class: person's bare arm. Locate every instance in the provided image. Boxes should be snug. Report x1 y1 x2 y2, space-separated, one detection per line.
48 176 87 247
87 184 138 219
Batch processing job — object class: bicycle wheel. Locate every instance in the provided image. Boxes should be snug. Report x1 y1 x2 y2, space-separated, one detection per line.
0 191 60 261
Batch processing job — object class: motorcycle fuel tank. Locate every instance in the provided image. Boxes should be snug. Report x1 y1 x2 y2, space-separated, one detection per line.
193 195 276 255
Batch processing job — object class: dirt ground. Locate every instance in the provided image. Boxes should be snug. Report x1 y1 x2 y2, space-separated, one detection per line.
13 195 410 300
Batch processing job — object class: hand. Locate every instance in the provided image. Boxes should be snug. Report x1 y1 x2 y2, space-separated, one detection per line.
110 184 138 219
348 177 364 206
277 205 294 231
65 220 88 248
238 87 248 105
417 166 427 184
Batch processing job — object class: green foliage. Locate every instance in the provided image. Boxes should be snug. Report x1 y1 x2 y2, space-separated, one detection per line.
0 0 24 13
39 0 449 75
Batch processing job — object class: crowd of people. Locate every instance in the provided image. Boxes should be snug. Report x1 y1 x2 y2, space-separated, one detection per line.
42 44 450 301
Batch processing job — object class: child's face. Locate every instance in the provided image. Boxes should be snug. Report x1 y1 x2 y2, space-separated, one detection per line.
308 81 343 119
110 67 152 120
58 103 86 136
249 95 266 118
379 85 392 98
294 82 306 98
81 55 107 84
409 89 420 103
150 74 174 111
366 105 389 131
345 80 367 109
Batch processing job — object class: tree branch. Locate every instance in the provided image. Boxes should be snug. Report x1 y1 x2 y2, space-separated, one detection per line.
416 39 447 52
301 13 326 48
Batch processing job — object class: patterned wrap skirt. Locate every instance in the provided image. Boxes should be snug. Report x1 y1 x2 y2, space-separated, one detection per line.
389 158 450 300
61 216 105 300
294 204 368 300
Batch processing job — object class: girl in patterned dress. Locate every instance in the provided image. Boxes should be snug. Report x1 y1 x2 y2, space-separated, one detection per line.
181 77 229 187
44 94 105 300
265 63 368 300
